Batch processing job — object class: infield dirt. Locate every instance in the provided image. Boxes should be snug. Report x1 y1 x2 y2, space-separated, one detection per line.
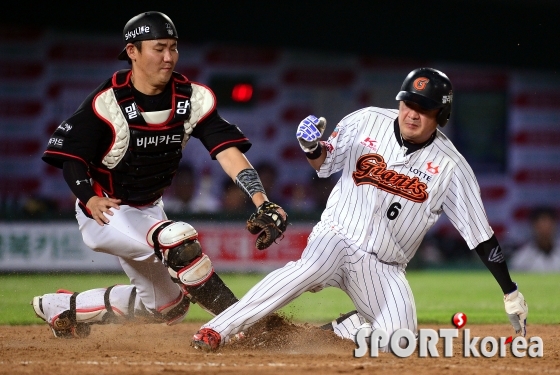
0 317 557 375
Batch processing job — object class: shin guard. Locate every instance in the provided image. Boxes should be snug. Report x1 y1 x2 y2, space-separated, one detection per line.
182 272 239 316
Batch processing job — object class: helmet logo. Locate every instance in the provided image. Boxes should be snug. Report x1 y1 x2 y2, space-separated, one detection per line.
413 77 429 91
125 25 151 41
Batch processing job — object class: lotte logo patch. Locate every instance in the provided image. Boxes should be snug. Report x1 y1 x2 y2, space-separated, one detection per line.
360 137 377 151
426 162 439 174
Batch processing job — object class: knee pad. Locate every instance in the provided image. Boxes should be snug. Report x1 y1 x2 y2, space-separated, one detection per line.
147 220 238 317
147 221 214 286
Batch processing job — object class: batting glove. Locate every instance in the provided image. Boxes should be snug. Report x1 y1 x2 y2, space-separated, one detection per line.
296 115 327 153
504 287 528 337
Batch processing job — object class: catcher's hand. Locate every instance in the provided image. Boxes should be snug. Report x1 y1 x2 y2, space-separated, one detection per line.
296 115 327 153
247 202 288 250
504 287 528 336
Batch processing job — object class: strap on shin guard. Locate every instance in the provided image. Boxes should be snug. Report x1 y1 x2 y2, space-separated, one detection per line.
150 221 174 263
69 292 79 325
128 287 137 320
103 286 117 323
103 285 138 323
183 272 238 316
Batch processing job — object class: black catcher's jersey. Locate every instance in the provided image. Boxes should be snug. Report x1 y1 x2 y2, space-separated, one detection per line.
42 69 251 205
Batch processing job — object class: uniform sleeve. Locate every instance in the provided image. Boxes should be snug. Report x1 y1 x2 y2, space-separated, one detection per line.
442 159 494 249
190 109 251 159
317 113 358 178
42 80 113 169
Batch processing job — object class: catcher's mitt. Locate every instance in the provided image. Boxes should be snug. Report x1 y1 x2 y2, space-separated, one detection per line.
247 202 288 250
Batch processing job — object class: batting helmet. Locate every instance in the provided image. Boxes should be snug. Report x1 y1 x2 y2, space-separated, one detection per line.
117 11 178 61
395 67 453 127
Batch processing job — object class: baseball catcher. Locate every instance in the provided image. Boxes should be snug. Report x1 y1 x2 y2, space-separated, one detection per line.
31 10 287 339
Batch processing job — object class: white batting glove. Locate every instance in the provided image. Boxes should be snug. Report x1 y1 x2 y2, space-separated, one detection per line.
296 115 327 153
504 288 528 337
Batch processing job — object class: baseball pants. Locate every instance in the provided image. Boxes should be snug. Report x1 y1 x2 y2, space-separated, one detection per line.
75 199 182 312
203 221 418 344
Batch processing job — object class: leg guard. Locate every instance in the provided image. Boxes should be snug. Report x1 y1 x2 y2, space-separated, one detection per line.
149 291 191 325
148 220 238 316
183 273 239 316
31 285 190 338
32 292 91 339
102 285 190 325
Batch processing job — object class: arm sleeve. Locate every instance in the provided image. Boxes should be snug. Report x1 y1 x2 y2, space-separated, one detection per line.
62 160 96 205
475 235 517 294
190 109 252 159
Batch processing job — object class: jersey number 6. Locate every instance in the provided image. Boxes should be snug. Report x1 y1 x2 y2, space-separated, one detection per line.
386 202 402 220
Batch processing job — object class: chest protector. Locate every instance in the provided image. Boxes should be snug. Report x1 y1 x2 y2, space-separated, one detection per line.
90 70 215 205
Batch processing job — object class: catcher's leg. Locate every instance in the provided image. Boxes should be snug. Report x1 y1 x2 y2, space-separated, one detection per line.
66 203 191 337
31 285 190 338
148 221 238 316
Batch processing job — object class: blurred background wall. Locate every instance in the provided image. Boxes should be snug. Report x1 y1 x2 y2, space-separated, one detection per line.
0 0 559 271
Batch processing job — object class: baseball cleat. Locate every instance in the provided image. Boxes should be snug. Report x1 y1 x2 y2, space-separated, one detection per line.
191 328 221 351
319 310 359 330
31 296 91 339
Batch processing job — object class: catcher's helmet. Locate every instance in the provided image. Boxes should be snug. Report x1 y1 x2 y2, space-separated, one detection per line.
396 67 453 127
117 11 178 61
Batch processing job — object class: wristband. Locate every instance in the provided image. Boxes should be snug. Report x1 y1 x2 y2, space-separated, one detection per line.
235 168 266 198
305 143 323 160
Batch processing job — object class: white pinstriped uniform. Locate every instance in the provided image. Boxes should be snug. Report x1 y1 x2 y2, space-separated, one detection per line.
203 106 494 344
